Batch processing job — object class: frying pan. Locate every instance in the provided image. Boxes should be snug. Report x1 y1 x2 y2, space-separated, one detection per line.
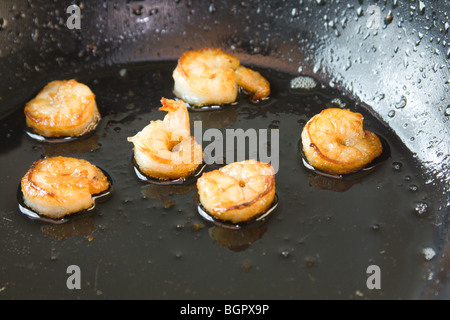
0 0 449 300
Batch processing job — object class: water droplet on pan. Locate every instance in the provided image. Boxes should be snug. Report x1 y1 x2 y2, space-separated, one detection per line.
356 7 363 17
444 106 450 116
394 96 407 109
418 1 426 14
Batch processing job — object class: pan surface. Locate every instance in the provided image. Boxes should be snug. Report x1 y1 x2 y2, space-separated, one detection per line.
0 0 449 300
0 61 442 299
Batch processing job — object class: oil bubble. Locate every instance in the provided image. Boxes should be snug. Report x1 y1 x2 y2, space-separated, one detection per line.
413 201 429 217
392 162 403 171
422 248 436 261
0 18 7 30
372 223 381 232
280 250 290 258
290 76 317 90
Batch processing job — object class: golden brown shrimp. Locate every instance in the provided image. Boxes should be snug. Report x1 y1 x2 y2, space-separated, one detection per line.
172 47 270 106
301 108 383 175
235 65 271 102
21 157 110 219
127 98 203 180
24 79 100 138
197 160 276 224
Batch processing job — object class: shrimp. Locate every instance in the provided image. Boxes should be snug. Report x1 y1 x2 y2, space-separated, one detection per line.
197 160 276 224
301 108 383 175
235 65 271 102
172 47 270 106
127 98 203 180
21 156 110 219
24 79 100 138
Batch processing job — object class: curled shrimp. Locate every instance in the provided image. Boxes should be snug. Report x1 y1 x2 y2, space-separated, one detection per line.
197 160 276 224
301 108 383 175
24 79 100 138
235 65 271 102
173 47 270 106
127 98 203 180
20 156 110 219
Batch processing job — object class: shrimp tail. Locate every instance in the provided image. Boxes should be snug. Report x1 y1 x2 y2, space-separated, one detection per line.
159 97 185 112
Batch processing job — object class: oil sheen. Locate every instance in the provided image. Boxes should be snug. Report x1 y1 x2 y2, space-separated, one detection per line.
0 61 440 299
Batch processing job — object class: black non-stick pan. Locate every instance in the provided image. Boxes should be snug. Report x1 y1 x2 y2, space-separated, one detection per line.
0 0 448 300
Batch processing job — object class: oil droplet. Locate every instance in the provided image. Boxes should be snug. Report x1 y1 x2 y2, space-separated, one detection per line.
388 110 396 118
175 223 184 230
50 248 58 261
409 184 419 192
290 76 317 90
330 98 346 108
413 201 429 217
0 18 7 30
422 247 436 261
280 249 290 258
392 162 403 171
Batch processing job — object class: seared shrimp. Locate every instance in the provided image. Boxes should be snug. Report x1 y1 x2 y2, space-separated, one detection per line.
173 47 270 106
127 98 203 180
301 108 383 175
21 157 110 219
197 160 276 224
235 65 271 102
24 80 100 138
